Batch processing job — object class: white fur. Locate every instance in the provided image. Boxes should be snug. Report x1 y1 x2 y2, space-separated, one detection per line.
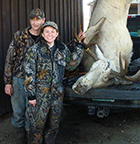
72 0 133 95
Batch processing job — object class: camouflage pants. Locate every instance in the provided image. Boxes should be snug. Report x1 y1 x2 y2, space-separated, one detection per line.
27 91 63 144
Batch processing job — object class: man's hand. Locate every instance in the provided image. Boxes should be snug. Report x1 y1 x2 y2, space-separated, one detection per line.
5 84 13 96
29 99 37 107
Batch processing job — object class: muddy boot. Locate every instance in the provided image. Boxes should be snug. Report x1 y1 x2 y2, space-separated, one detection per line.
14 127 26 144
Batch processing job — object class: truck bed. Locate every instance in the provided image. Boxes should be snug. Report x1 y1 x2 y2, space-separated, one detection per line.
65 82 140 100
64 82 140 108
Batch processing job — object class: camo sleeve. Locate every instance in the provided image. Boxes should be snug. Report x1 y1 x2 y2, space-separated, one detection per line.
24 45 37 100
3 31 20 85
4 41 15 84
66 42 83 71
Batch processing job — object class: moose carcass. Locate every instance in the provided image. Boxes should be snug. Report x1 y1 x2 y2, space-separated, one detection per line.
72 0 140 95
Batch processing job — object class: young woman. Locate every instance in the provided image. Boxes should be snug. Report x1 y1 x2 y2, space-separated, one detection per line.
24 21 84 144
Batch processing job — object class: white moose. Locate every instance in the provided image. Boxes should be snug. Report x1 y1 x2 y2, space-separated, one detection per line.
72 0 140 95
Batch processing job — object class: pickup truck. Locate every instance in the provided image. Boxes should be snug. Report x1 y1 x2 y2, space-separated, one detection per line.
63 14 140 118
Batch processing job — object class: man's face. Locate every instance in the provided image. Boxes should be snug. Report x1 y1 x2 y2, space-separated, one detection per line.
30 17 45 31
42 26 59 45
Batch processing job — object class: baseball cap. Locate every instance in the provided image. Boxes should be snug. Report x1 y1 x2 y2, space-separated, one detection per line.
29 8 45 19
42 21 59 32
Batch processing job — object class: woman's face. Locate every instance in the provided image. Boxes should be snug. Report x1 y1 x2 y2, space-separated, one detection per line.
42 26 59 46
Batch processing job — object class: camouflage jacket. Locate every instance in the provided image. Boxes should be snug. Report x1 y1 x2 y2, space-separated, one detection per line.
4 27 42 85
24 39 83 100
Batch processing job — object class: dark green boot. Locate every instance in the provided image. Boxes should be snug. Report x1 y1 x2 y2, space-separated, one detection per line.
14 127 27 144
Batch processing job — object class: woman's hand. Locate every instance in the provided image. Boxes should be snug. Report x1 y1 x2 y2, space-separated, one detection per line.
78 32 85 43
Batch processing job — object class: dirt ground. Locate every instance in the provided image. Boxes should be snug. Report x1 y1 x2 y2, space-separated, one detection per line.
1 107 140 144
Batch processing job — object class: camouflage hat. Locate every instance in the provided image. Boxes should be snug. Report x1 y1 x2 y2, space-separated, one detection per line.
29 8 45 19
42 21 59 32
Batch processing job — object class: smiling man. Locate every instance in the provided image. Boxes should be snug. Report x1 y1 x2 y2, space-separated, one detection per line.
4 8 45 144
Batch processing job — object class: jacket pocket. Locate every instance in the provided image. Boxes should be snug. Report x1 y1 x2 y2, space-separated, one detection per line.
54 50 66 67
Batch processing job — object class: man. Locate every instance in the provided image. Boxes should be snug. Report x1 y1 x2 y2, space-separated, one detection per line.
4 8 45 143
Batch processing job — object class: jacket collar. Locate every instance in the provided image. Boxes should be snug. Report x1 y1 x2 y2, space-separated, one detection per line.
41 39 65 51
22 27 42 42
21 26 31 39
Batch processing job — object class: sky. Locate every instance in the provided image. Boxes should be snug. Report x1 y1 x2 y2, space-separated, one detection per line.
83 0 93 31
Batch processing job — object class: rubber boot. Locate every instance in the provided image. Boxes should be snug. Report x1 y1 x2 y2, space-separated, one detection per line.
14 127 26 144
